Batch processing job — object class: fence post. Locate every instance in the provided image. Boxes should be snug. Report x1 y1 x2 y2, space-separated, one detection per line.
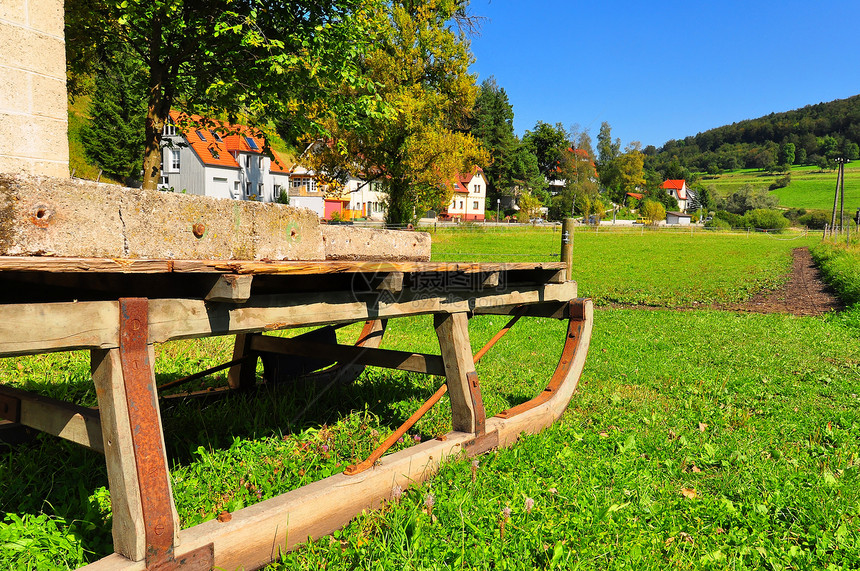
561 218 574 282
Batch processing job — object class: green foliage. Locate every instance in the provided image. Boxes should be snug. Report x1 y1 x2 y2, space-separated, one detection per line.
0 513 87 569
276 189 290 205
67 0 383 190
704 217 731 230
646 94 860 177
779 142 795 166
522 121 568 181
306 0 487 224
719 183 779 214
81 54 146 182
743 209 790 232
639 199 665 224
811 242 860 307
714 210 745 228
798 210 830 229
768 172 791 190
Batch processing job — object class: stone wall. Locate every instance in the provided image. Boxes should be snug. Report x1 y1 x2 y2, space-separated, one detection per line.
0 0 69 178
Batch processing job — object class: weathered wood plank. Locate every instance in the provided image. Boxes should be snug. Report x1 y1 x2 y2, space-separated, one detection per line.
0 283 576 356
0 256 565 276
91 348 146 561
0 300 119 356
434 312 483 433
0 385 102 452
250 334 446 376
204 274 253 303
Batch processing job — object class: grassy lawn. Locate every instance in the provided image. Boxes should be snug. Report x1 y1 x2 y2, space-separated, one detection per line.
0 230 857 569
700 162 860 211
431 226 818 306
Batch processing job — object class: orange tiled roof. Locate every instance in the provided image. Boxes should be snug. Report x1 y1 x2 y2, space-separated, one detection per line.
168 110 267 169
661 179 688 200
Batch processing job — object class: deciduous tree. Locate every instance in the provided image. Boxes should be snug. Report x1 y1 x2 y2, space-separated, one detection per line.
306 0 487 224
67 0 383 190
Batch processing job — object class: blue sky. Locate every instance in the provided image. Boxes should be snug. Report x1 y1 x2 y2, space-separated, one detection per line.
467 0 860 150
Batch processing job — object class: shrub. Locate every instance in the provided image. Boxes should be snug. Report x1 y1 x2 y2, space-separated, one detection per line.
639 200 665 225
743 209 790 232
714 210 744 228
704 217 730 230
769 173 791 190
798 210 830 230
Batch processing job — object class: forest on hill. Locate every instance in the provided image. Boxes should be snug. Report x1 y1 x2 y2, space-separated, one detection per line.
644 95 860 179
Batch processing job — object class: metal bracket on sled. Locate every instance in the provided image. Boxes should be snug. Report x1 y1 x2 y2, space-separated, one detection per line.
119 298 214 570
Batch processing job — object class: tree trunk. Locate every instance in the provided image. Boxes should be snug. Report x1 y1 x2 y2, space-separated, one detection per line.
385 178 415 225
141 19 171 192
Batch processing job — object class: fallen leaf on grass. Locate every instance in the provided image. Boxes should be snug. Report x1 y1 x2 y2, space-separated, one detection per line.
698 422 708 432
598 431 609 438
679 532 694 544
680 488 698 499
691 465 701 473
668 429 678 440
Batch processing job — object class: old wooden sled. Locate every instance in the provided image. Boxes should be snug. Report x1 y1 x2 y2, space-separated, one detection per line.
0 255 592 570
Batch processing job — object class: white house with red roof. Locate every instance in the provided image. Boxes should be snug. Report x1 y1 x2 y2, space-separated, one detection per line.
661 179 689 212
441 167 486 221
159 111 291 204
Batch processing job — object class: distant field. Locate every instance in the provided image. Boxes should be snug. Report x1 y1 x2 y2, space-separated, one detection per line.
430 226 816 307
699 163 860 211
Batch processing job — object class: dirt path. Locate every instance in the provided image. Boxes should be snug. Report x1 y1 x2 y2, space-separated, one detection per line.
719 247 843 316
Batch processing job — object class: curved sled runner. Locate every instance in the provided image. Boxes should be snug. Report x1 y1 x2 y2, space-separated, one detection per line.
0 257 591 571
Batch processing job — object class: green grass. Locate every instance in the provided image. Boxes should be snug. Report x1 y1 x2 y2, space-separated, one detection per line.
700 162 860 211
430 226 818 306
0 229 858 569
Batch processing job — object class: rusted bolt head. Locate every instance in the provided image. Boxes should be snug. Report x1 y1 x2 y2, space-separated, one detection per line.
192 223 206 238
29 204 53 228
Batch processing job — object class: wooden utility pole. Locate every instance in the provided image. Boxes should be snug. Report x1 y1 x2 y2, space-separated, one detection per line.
561 218 574 281
830 157 848 237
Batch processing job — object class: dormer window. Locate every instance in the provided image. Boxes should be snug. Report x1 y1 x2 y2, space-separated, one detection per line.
244 136 260 151
163 122 176 136
196 130 207 142
209 146 220 160
210 130 223 142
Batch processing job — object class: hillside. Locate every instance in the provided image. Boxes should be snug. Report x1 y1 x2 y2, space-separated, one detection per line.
697 162 860 211
647 94 860 176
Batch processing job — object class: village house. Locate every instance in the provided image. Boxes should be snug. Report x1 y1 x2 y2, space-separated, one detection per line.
158 111 292 203
441 167 486 221
661 179 689 212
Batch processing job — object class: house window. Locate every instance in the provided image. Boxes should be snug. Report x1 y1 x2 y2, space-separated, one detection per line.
475 185 481 193
163 122 176 136
233 181 240 194
245 155 251 168
459 201 464 209
196 130 207 142
274 184 281 196
210 130 223 142
171 149 180 171
244 136 260 150
473 201 479 209
291 176 316 193
209 146 220 160
245 182 251 196
258 183 264 196
258 157 263 169
159 175 169 186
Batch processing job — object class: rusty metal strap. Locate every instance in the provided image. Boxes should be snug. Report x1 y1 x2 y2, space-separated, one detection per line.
466 371 486 436
118 298 177 568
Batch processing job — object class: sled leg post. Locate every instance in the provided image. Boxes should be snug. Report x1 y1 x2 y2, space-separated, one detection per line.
434 312 486 435
227 333 257 390
93 298 212 569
